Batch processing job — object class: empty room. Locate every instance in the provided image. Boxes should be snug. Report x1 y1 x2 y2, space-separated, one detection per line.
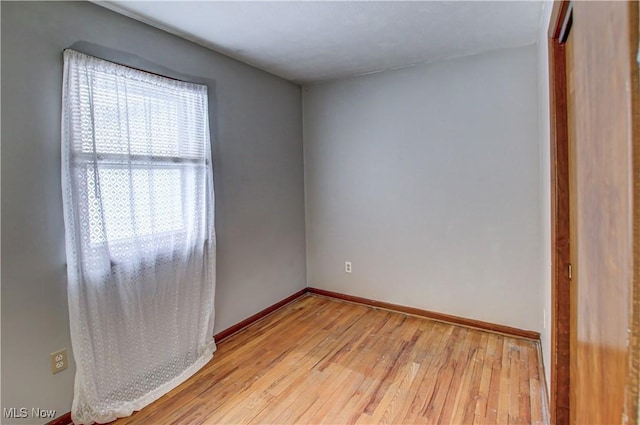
2 1 639 424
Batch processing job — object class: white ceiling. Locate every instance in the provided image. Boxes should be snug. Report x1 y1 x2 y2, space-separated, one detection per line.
98 1 543 84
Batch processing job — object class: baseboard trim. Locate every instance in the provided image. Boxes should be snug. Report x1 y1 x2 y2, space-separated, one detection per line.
213 288 307 343
45 412 72 425
306 287 541 340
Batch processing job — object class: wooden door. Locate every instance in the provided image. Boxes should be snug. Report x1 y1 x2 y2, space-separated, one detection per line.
550 1 640 424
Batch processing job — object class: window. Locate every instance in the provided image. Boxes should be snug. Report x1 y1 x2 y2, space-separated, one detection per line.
63 50 213 265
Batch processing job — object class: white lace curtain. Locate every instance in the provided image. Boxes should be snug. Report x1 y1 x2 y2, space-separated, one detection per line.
61 50 216 424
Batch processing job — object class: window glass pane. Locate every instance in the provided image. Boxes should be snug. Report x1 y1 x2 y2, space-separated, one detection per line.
87 167 184 244
75 71 207 160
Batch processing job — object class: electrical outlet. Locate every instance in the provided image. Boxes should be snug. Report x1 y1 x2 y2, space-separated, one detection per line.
345 261 352 273
50 349 68 374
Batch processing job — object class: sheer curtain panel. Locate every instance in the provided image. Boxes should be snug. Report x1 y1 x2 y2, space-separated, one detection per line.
61 50 216 424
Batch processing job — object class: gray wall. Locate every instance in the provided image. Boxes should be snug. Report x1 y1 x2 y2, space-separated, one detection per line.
1 1 305 423
537 1 553 393
303 45 542 331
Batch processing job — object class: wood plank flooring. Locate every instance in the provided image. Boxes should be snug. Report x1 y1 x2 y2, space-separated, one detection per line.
111 294 546 425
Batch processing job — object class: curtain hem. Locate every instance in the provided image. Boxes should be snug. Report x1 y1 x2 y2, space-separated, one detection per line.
72 340 217 425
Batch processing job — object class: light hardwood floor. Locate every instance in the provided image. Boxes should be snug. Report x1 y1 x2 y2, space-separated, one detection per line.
111 294 546 425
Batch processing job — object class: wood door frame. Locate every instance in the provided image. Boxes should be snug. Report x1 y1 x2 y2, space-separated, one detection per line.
548 2 640 424
629 2 640 422
548 2 572 424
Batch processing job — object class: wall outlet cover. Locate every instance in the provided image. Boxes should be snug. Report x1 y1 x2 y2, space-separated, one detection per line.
50 349 68 374
345 261 352 273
